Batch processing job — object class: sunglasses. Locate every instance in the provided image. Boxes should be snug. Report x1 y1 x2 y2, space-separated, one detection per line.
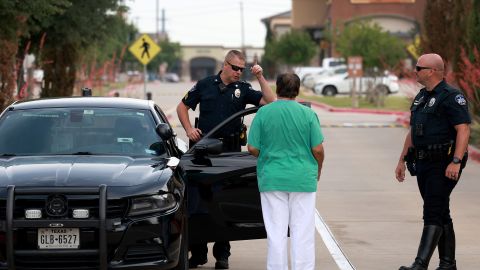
415 66 433 72
226 61 245 72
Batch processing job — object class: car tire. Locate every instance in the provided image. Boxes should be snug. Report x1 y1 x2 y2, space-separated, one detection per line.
172 215 188 270
323 86 337 96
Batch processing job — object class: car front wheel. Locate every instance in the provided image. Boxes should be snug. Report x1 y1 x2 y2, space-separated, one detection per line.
323 86 337 96
172 216 188 270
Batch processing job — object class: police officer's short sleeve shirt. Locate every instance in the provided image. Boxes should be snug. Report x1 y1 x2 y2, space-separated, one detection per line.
182 72 263 135
410 80 471 146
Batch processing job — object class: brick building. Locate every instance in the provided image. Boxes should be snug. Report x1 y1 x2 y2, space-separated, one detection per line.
264 0 427 64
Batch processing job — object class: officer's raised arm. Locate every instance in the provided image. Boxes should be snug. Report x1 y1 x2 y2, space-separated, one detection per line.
250 61 275 105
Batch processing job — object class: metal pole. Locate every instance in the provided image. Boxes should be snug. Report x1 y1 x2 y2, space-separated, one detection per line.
156 0 159 41
162 9 166 35
143 64 147 99
240 1 245 53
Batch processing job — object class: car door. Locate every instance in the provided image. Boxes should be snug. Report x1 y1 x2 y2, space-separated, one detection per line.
336 74 351 94
180 107 266 244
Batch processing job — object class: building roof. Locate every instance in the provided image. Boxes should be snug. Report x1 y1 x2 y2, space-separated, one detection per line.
261 10 291 23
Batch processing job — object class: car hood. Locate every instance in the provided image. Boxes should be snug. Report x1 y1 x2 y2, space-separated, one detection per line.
0 156 168 187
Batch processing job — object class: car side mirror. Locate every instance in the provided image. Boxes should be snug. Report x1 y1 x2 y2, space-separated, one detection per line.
193 138 223 156
156 123 173 141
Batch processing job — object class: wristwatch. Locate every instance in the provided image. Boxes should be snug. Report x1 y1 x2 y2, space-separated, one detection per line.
452 156 462 164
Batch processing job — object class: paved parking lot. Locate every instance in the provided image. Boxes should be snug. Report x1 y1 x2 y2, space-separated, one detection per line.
116 81 480 269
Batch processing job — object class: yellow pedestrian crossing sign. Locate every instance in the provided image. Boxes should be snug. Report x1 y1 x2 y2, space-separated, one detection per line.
129 34 161 65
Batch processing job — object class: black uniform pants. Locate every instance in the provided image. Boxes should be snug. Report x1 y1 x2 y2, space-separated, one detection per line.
190 241 231 261
416 160 459 226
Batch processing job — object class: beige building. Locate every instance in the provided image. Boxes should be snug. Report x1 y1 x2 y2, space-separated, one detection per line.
180 46 263 81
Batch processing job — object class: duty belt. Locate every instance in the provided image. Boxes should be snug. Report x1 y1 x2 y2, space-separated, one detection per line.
414 142 453 161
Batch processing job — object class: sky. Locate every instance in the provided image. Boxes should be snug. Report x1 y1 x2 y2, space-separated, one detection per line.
125 0 291 48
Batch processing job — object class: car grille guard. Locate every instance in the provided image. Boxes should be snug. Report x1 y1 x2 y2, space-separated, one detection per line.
3 185 109 270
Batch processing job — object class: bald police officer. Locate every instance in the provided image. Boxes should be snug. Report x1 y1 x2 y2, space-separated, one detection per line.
395 53 471 270
177 50 275 269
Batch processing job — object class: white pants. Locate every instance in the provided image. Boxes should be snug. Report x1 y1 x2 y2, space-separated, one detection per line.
261 191 316 270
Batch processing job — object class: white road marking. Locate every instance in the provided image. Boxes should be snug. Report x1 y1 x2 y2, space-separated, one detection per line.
315 209 356 270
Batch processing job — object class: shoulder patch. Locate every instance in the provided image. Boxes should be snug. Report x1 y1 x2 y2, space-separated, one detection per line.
188 84 197 93
455 94 467 105
183 84 197 100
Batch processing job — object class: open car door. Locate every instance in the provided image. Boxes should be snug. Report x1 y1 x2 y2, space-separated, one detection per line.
181 107 266 244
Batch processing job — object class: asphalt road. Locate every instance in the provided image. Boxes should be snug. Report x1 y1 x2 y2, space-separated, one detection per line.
115 81 480 269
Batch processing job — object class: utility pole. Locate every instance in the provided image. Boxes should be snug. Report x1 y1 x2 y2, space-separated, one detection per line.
240 1 245 54
156 0 159 41
162 9 166 35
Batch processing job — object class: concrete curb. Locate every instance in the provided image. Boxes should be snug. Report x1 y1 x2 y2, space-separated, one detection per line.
468 145 480 163
298 98 409 116
300 98 480 163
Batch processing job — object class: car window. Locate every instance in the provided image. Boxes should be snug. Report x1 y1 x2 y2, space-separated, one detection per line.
0 108 165 157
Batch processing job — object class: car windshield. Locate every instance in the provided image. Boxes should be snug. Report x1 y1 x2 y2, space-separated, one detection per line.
0 107 165 157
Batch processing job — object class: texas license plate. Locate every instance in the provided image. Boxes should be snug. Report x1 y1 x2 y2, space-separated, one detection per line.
38 228 80 249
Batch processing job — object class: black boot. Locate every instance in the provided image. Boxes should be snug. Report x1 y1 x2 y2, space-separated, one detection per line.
436 223 456 270
399 225 443 270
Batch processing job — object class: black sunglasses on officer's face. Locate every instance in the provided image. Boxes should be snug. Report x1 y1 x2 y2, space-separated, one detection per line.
226 61 245 72
415 65 433 72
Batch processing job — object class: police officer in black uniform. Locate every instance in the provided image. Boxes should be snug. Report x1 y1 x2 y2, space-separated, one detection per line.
177 50 275 269
395 53 471 270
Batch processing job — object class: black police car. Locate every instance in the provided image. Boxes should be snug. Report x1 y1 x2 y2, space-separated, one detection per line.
0 97 265 270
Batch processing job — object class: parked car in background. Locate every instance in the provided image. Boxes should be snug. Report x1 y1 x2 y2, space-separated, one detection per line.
0 97 266 270
302 67 348 89
33 69 44 83
312 73 400 96
164 73 180 83
293 57 346 81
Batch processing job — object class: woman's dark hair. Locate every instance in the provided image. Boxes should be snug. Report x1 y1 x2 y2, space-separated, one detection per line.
276 73 300 98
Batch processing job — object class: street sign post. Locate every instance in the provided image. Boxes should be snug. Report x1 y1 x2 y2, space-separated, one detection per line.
348 56 363 108
128 34 161 99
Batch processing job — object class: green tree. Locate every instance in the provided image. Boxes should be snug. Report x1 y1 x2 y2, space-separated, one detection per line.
39 0 126 97
336 20 406 73
76 14 137 88
144 38 182 74
335 20 406 107
467 0 480 51
260 40 278 79
422 0 470 70
267 30 317 67
0 0 69 110
457 0 480 147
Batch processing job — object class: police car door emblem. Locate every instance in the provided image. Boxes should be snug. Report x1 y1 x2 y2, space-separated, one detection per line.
234 89 241 98
428 97 436 107
455 94 467 105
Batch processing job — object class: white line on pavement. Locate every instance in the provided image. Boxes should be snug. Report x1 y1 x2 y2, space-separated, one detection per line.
315 209 356 270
